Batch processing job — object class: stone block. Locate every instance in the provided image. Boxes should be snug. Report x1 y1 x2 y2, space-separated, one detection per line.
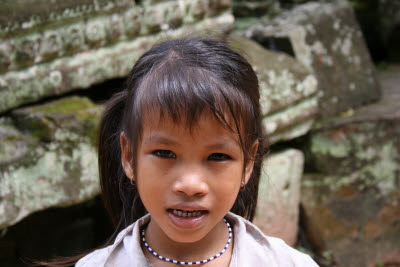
245 1 381 117
301 67 400 267
183 0 209 24
0 0 234 113
0 11 234 113
0 96 103 229
233 0 276 18
254 149 304 246
0 0 133 36
229 34 318 145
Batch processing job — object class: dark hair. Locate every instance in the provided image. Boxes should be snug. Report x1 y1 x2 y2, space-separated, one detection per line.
34 36 266 266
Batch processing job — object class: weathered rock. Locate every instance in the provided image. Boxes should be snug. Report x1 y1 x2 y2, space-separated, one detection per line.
0 0 234 113
301 67 400 267
245 1 381 117
0 117 38 167
254 149 304 246
0 96 103 229
228 34 318 145
233 0 276 17
0 1 132 36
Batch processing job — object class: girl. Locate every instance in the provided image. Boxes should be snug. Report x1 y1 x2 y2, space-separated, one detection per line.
43 36 318 266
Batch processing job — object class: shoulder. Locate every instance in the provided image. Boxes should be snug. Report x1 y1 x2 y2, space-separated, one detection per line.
264 236 319 266
75 246 113 267
75 214 151 267
227 212 318 267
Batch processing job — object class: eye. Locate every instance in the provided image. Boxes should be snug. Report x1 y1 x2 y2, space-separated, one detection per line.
152 150 176 159
208 153 231 161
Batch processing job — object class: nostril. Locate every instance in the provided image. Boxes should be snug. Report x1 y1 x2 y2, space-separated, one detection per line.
172 177 209 197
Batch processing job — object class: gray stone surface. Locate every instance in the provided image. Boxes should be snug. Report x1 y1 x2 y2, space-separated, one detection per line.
0 0 132 36
0 96 103 229
245 1 381 117
233 0 276 17
301 66 400 267
229 34 318 145
0 0 234 113
254 149 304 246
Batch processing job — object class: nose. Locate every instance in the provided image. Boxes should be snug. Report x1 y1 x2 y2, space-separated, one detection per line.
172 165 209 197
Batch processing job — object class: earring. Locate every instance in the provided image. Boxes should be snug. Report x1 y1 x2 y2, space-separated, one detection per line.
240 180 245 191
130 176 136 186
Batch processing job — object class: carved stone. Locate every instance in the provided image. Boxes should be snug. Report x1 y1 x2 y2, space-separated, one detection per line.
302 67 400 267
228 34 318 145
0 0 234 113
0 96 102 229
254 149 304 246
245 1 381 117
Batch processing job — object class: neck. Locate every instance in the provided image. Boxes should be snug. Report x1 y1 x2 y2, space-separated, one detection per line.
143 217 229 261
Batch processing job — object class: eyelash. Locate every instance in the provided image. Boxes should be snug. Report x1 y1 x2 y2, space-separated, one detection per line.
152 150 176 159
152 150 231 161
208 153 232 161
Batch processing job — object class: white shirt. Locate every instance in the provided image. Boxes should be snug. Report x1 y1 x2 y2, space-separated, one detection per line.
76 212 319 267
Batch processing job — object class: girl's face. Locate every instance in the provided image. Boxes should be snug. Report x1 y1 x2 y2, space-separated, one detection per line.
121 111 257 245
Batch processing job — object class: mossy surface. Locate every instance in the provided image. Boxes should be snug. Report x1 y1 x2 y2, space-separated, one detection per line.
0 96 104 229
12 96 103 145
245 1 381 117
229 34 318 144
302 116 400 267
0 129 99 229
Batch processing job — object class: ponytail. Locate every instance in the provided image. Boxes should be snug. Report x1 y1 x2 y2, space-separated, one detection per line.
98 90 146 244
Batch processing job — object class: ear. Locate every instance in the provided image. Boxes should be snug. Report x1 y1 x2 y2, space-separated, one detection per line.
243 140 259 185
120 131 134 181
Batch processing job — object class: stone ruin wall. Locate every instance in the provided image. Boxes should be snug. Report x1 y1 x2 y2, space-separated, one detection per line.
0 0 233 113
1 1 399 267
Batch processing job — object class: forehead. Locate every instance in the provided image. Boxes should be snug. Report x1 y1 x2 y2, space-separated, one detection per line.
140 109 240 144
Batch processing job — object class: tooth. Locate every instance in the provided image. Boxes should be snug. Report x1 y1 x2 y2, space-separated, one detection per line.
177 210 182 216
182 211 188 217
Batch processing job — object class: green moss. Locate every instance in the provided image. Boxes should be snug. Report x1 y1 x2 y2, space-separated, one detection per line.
234 17 260 32
3 135 23 142
12 96 102 144
25 117 55 141
33 96 96 120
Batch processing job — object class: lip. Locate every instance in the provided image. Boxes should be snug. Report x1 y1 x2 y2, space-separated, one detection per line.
166 203 209 229
168 203 208 212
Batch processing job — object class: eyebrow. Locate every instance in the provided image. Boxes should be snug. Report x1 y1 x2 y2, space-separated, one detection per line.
205 141 239 151
143 134 180 146
143 133 239 151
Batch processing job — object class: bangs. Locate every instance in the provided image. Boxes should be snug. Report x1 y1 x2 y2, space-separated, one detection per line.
132 58 254 140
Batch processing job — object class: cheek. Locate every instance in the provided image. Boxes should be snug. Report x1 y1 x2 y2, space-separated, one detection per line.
136 158 168 205
137 179 168 214
210 165 242 200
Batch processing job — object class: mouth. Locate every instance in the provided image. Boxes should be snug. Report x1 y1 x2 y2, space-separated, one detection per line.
166 208 209 229
168 209 208 218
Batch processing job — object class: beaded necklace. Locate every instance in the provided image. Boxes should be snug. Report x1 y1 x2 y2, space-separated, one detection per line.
141 218 232 265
